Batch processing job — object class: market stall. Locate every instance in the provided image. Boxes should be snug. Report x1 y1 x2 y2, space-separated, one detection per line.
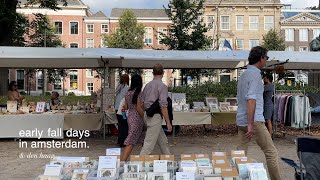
1 47 319 140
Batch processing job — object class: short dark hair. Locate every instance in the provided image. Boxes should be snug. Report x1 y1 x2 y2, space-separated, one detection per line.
153 64 164 75
9 81 17 91
264 74 273 83
120 74 129 85
248 46 268 65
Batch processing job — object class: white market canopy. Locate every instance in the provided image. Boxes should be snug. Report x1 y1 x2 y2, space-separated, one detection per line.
0 46 320 70
0 47 245 69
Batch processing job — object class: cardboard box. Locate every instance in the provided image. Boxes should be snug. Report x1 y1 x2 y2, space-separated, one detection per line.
231 150 246 158
212 159 231 169
235 157 253 165
212 152 227 160
160 155 175 161
144 155 159 161
221 167 239 178
130 155 145 161
195 153 209 159
181 154 195 161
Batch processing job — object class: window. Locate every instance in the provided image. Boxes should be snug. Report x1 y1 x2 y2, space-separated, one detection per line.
236 39 244 50
299 29 308 41
87 82 94 95
144 27 153 44
86 38 94 48
220 16 230 30
285 46 294 51
101 24 109 33
249 16 259 30
157 27 167 45
249 39 259 49
86 24 94 33
16 70 24 90
285 29 294 41
313 29 320 39
264 16 274 30
70 43 78 48
299 47 308 52
37 71 44 90
206 16 214 28
69 70 78 90
86 69 94 77
54 22 62 34
236 16 244 30
54 79 62 90
70 22 78 34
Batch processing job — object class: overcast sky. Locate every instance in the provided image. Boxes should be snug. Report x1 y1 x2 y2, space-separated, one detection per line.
81 0 319 16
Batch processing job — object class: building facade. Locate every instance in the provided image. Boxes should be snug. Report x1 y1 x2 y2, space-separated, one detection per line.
13 0 104 95
281 9 320 52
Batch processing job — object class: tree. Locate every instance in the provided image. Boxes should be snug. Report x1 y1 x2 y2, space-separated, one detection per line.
28 13 63 47
261 29 286 51
0 0 67 96
103 10 145 75
0 0 67 46
160 0 213 84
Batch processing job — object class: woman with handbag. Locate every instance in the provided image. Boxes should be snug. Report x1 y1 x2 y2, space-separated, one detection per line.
114 74 129 147
121 74 145 161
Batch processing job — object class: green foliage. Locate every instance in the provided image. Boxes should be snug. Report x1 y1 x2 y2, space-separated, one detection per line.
28 13 63 47
12 13 29 46
261 29 286 51
0 95 90 105
20 91 27 95
68 92 76 96
161 0 212 50
169 81 320 105
45 92 51 96
102 10 145 75
103 10 145 49
169 81 238 104
161 0 214 81
0 0 67 46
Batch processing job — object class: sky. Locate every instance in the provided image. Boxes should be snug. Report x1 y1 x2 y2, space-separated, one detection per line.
81 0 319 16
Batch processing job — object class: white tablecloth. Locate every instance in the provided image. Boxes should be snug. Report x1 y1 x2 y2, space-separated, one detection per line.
105 112 118 124
0 114 64 139
105 112 212 125
171 112 212 125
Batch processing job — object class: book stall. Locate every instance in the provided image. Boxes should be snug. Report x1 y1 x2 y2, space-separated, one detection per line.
0 98 114 138
35 148 268 180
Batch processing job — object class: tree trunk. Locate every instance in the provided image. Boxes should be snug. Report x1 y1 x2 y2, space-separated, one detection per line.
0 0 18 95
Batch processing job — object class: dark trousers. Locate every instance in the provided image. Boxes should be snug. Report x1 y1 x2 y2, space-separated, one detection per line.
116 114 128 145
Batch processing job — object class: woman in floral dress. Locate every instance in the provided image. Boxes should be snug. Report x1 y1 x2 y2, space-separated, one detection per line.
121 74 145 161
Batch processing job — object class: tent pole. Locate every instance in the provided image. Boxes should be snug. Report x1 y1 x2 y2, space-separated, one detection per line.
101 57 109 140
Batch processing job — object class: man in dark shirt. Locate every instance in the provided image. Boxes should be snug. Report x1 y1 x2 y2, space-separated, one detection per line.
138 64 172 155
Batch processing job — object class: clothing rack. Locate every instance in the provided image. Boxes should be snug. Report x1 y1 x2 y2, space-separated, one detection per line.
273 89 310 138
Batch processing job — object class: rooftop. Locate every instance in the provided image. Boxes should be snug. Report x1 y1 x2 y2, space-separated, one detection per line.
110 8 167 18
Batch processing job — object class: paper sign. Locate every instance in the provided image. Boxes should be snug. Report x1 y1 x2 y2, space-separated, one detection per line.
213 152 225 156
55 156 87 162
180 161 197 167
98 156 117 169
216 159 226 164
233 150 245 155
176 172 195 180
43 164 62 176
7 101 17 113
36 102 46 112
153 160 167 173
106 148 121 156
